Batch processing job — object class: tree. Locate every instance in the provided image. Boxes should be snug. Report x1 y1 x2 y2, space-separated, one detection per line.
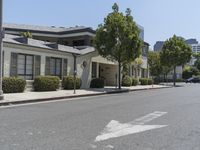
94 3 142 89
20 31 33 38
148 51 162 78
160 35 192 86
133 56 143 80
162 66 172 82
194 59 200 71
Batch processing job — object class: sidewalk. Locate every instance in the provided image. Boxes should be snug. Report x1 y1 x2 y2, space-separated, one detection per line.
0 85 171 106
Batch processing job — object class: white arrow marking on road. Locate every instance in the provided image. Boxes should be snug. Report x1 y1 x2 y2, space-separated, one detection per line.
95 111 168 142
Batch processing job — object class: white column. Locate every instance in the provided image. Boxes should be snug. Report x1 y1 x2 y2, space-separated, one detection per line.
40 55 45 75
3 50 10 77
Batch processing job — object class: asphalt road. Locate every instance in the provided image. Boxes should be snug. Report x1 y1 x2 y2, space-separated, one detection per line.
0 84 200 150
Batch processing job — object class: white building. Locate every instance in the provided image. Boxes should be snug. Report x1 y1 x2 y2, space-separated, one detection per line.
2 23 149 89
189 44 200 65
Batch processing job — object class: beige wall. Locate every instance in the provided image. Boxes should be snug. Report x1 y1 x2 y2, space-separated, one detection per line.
99 63 118 86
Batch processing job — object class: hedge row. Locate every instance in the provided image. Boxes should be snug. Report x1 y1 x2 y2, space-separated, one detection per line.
132 78 139 86
90 78 104 88
33 76 60 91
122 76 132 86
122 76 153 86
33 76 82 91
139 78 153 85
62 76 81 90
3 76 155 93
154 78 185 83
2 77 26 93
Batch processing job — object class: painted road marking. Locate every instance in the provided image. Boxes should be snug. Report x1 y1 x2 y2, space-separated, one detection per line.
95 111 168 142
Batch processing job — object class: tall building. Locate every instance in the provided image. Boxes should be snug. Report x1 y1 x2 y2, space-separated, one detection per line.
189 44 200 65
154 41 164 52
185 39 198 45
154 38 199 52
190 44 200 54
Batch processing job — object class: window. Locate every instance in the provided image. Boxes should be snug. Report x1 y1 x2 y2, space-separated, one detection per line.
17 54 33 80
49 58 62 77
57 40 69 46
73 40 85 46
92 62 97 78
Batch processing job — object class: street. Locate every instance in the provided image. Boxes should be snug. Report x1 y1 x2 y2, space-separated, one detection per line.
0 84 200 150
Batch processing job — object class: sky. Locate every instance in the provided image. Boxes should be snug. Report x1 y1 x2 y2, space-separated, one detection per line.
3 0 200 49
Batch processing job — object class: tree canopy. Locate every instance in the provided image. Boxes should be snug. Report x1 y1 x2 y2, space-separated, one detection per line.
94 3 143 89
20 31 33 38
148 51 162 77
160 35 192 86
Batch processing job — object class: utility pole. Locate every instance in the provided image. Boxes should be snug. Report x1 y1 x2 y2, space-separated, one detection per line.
73 54 77 94
0 0 4 100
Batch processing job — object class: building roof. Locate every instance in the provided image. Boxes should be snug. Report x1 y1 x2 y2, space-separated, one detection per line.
3 34 95 55
3 23 96 35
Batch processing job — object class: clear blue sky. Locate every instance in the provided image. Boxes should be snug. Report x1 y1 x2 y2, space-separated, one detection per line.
4 0 200 48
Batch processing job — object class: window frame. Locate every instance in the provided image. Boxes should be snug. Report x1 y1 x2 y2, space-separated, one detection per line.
17 53 34 80
92 62 97 78
49 57 62 78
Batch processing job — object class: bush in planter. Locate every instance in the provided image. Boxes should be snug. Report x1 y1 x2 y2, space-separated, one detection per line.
139 78 148 85
33 76 60 91
132 78 139 86
90 78 104 88
122 76 132 87
2 77 26 93
62 76 81 90
147 79 153 85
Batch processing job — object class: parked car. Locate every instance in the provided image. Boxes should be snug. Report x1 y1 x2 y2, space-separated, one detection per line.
185 77 200 83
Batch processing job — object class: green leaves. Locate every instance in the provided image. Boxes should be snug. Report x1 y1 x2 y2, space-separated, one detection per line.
94 3 142 64
160 35 192 86
160 35 192 67
20 31 33 38
3 77 26 93
148 51 162 77
94 3 142 89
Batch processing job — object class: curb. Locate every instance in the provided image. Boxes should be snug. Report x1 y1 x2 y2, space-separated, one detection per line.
0 86 172 106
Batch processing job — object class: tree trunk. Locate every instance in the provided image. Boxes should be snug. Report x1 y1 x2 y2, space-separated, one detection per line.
166 73 168 85
173 66 176 87
118 62 121 89
164 74 166 82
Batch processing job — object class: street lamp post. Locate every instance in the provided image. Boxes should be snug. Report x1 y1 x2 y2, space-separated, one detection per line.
0 0 4 100
73 54 77 94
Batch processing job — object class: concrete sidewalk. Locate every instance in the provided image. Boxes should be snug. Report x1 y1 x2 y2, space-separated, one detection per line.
0 85 171 106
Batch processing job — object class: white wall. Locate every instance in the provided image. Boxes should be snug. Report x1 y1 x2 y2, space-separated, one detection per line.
3 43 74 77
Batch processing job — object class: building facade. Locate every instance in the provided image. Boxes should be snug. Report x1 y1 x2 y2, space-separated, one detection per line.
3 23 149 89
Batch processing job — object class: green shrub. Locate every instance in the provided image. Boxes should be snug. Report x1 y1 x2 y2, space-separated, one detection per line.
2 77 26 93
176 78 185 82
148 79 153 85
33 76 60 91
90 78 104 88
62 76 81 90
182 69 192 79
132 78 139 86
139 78 148 85
122 76 132 87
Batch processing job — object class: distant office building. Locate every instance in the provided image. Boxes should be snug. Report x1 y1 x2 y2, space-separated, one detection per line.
137 24 144 40
154 41 164 52
185 39 198 45
154 38 199 52
189 44 200 65
191 44 200 54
